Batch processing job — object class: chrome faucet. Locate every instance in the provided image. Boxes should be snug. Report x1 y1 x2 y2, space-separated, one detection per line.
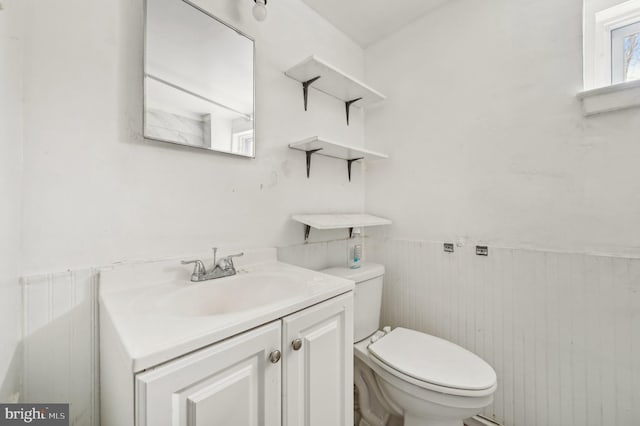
182 248 244 282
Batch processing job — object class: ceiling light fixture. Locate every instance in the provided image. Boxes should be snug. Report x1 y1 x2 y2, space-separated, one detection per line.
252 0 267 22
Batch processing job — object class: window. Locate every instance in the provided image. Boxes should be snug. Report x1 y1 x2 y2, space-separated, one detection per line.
231 129 254 156
611 21 640 83
583 0 640 89
580 0 640 115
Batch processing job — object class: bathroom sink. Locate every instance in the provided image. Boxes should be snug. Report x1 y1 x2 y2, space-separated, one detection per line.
147 273 305 317
99 248 355 371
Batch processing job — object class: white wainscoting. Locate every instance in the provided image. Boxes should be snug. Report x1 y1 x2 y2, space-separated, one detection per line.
22 269 99 426
368 238 640 426
19 239 640 426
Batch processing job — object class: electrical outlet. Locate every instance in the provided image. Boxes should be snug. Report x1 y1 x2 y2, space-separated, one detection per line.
476 245 489 256
444 243 455 253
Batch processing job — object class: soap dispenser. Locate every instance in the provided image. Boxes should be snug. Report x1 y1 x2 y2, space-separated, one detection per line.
348 228 362 269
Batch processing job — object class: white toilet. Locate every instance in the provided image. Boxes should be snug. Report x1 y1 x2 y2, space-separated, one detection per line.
322 263 497 426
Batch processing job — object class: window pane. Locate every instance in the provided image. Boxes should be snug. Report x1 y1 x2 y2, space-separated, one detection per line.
611 21 640 84
624 32 640 81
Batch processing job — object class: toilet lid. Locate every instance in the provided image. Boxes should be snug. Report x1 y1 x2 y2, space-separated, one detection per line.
368 328 496 391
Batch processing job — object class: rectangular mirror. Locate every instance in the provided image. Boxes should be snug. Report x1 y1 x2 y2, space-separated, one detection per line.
144 0 255 157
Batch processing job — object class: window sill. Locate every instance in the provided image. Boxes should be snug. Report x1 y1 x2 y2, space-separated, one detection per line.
578 80 640 116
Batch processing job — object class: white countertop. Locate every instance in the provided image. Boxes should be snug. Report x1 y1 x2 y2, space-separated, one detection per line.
99 248 354 372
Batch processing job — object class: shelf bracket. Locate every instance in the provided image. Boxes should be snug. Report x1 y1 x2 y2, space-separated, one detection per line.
345 97 363 125
348 227 354 239
347 158 364 182
305 148 323 178
304 225 311 242
302 76 321 111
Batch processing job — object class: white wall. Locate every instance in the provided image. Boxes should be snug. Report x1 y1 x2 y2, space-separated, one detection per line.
365 0 640 256
15 0 366 422
0 0 24 402
20 0 367 276
364 1 640 425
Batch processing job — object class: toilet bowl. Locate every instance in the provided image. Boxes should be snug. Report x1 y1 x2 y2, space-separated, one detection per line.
322 263 497 426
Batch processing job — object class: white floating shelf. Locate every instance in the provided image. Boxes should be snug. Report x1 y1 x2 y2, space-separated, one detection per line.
292 214 392 241
289 137 388 161
289 137 388 181
292 214 392 229
285 55 386 124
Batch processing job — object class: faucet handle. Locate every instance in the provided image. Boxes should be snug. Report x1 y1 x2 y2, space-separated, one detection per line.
227 252 244 266
217 252 244 271
181 260 207 281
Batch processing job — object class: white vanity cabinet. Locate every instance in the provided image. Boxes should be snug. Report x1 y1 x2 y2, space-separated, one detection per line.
283 293 354 426
135 321 282 426
133 293 353 426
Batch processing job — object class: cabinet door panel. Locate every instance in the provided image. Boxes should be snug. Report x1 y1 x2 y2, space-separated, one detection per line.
186 361 258 426
283 293 354 426
136 321 281 426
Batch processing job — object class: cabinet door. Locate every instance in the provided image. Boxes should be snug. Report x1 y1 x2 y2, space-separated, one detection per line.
136 321 281 426
283 292 354 426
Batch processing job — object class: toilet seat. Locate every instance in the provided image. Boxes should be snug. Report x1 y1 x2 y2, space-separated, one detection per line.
367 328 497 397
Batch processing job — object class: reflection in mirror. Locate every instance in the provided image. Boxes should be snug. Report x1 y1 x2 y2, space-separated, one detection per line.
144 0 255 157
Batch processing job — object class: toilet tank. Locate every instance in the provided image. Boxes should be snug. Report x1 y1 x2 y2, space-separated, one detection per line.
321 263 385 343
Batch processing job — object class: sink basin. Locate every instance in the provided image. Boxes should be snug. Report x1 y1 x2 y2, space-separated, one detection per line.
100 248 355 371
140 273 306 317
